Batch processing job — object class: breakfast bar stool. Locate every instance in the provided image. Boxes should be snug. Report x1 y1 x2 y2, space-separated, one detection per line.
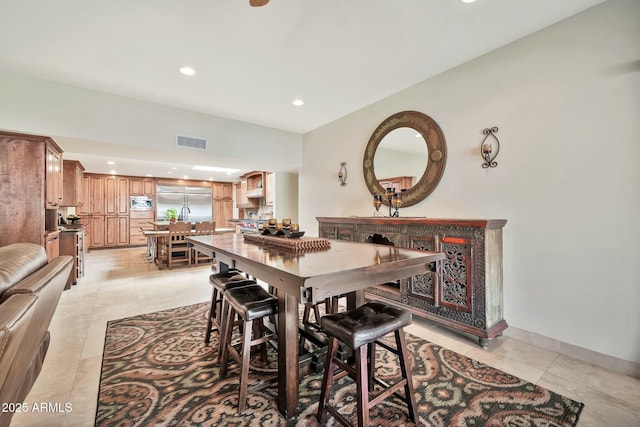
219 284 278 413
204 269 254 346
316 302 418 427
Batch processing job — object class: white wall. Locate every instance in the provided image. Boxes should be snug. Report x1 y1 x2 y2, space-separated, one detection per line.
273 172 299 223
300 0 640 363
0 70 303 174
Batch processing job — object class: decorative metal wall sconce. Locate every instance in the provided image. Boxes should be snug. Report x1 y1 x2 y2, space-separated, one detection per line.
338 162 347 186
481 126 500 168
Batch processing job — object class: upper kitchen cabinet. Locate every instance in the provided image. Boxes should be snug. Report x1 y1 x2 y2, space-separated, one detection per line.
235 181 259 208
265 172 274 206
45 140 64 208
130 178 155 196
213 182 233 200
244 171 265 198
61 160 85 207
0 131 62 248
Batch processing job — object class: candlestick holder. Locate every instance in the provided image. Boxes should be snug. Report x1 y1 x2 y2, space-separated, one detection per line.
372 195 384 216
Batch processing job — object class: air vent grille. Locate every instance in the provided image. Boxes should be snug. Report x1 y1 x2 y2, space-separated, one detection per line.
176 134 207 151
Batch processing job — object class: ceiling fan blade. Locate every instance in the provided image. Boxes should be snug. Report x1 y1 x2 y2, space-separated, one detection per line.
250 0 270 6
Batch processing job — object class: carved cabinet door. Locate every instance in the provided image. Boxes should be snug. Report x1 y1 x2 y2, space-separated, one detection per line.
409 234 474 314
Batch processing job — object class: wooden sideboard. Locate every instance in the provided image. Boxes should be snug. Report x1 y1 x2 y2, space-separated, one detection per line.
317 217 508 348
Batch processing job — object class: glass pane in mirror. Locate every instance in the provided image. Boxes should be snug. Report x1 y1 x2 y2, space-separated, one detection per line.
373 127 428 190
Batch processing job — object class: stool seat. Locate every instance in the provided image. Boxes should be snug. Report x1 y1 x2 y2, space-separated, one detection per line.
225 285 278 321
317 302 417 426
204 269 255 347
220 283 278 413
320 302 411 349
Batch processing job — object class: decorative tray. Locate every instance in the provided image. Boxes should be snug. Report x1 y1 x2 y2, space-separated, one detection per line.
243 233 331 252
260 227 305 238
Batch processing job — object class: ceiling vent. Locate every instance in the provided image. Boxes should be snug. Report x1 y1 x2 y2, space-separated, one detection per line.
176 134 207 151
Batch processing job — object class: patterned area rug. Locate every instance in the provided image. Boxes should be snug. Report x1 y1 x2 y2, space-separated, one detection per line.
95 303 584 426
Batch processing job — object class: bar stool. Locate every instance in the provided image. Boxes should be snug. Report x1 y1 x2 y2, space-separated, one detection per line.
219 284 278 413
316 302 418 427
204 269 254 347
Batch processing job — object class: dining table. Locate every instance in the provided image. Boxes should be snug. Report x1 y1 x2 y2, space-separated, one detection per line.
187 232 444 418
186 234 445 418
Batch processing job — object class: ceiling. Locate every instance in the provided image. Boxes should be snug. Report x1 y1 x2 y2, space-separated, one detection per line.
0 0 604 181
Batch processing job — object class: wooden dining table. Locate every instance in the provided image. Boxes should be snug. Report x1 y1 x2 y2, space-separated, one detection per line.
187 232 444 418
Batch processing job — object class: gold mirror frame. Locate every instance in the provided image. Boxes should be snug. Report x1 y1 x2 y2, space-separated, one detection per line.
363 111 447 207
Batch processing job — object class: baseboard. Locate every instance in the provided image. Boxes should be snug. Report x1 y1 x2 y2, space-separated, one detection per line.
503 326 640 379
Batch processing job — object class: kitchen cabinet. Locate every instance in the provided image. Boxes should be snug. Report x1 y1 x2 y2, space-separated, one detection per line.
213 182 233 199
45 142 64 208
89 216 105 247
44 231 60 262
82 174 130 248
378 176 413 193
61 160 85 207
60 230 85 288
235 181 258 209
317 217 508 348
105 215 129 246
213 183 233 228
265 172 274 206
78 176 91 216
244 171 265 198
130 178 155 196
0 131 63 249
129 210 154 245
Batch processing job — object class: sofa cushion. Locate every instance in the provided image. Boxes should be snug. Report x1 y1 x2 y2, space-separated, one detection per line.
0 243 48 299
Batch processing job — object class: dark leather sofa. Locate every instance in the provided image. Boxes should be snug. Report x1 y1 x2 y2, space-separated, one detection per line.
0 243 72 427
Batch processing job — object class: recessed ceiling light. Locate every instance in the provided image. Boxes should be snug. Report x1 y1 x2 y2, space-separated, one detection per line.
109 169 117 175
183 175 189 179
107 161 115 165
461 0 476 3
146 173 153 177
171 167 177 170
193 165 241 173
292 99 304 106
179 66 196 76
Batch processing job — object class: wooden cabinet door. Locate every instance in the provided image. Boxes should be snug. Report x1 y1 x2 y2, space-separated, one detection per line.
104 177 117 215
45 233 60 261
265 173 274 205
78 176 91 215
104 215 117 246
45 144 63 208
62 160 85 206
117 216 129 245
439 236 473 314
117 177 129 215
130 178 155 196
90 176 104 215
90 216 105 247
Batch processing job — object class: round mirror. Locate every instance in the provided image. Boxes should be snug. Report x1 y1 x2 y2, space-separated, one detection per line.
363 111 447 207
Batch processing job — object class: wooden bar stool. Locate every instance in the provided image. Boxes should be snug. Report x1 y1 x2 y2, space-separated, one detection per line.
219 284 278 413
204 269 254 347
316 302 418 427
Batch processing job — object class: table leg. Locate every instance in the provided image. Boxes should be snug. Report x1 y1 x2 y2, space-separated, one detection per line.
277 292 299 418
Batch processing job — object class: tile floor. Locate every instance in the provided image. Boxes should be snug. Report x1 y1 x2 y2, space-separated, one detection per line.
9 247 640 426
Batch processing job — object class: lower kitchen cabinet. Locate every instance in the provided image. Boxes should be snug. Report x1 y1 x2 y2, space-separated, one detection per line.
317 217 508 348
60 230 85 289
130 210 155 245
44 231 60 262
105 215 129 246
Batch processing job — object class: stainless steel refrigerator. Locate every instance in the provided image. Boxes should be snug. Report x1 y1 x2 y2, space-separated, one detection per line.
156 185 212 222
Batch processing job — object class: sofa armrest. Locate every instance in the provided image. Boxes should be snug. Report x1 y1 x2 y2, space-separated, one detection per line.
0 294 37 388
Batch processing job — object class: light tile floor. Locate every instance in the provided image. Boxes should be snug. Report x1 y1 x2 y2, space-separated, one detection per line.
10 247 640 426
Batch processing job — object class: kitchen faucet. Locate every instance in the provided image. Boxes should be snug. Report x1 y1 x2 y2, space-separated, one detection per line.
180 206 190 221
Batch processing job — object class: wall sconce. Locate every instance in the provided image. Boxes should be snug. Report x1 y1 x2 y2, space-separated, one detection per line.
338 162 347 186
481 126 500 168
